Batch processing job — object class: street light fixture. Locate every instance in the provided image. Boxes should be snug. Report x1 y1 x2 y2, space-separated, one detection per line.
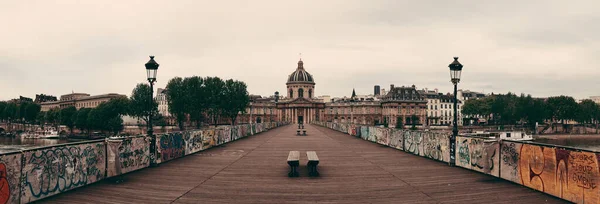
448 57 463 166
145 55 159 166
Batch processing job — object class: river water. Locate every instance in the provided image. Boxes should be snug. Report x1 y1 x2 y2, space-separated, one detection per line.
0 137 90 154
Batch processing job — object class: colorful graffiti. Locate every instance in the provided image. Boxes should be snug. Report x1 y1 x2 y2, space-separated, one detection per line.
388 129 404 150
404 131 422 155
0 122 287 203
185 130 204 155
158 133 185 163
22 142 106 202
500 141 600 203
107 137 150 177
0 154 20 204
422 133 449 162
315 121 600 203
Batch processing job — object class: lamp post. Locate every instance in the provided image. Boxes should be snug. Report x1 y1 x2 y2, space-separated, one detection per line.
448 57 463 166
145 56 159 166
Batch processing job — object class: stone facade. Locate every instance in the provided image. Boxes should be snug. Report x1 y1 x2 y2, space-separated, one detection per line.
40 93 126 111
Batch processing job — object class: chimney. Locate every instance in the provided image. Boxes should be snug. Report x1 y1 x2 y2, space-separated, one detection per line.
374 85 381 96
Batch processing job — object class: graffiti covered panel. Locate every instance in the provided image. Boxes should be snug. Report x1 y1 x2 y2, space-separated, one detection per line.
185 130 204 155
404 131 422 156
22 142 106 202
388 129 404 150
422 132 449 162
469 138 499 176
157 132 184 163
107 136 150 177
0 153 22 204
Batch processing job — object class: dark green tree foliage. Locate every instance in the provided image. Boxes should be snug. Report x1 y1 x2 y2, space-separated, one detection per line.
45 108 60 129
60 106 77 133
25 103 41 124
204 76 226 125
166 77 187 130
88 97 129 135
183 76 207 128
129 83 158 124
395 117 403 129
547 96 578 123
75 108 92 134
577 99 599 124
0 102 7 121
222 79 249 125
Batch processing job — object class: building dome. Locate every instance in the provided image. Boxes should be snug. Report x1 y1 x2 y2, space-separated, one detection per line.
287 60 315 84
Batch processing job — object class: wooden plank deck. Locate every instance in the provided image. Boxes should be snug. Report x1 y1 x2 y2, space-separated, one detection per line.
40 124 569 204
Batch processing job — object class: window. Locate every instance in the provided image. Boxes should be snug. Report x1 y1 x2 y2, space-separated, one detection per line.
289 89 293 98
298 88 304 98
506 133 511 138
309 89 312 98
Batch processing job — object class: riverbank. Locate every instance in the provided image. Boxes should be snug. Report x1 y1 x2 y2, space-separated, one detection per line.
533 134 600 151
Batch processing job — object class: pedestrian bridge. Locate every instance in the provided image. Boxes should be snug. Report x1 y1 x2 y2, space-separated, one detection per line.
40 124 564 203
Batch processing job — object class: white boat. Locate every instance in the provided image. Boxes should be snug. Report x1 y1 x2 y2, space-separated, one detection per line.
21 128 60 139
463 131 533 141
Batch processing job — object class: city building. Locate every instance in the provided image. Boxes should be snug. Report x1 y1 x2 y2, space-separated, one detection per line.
380 85 427 127
218 58 465 128
460 90 486 101
34 94 57 103
439 93 463 126
40 92 126 111
275 59 326 124
374 85 381 96
156 88 170 117
419 88 442 126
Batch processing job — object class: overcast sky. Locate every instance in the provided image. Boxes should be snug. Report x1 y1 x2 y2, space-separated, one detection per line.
1 0 599 101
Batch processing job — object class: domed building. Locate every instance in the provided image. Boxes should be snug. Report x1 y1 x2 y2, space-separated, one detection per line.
276 59 325 124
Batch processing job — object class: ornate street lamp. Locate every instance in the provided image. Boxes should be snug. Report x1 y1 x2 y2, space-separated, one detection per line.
448 57 463 166
145 55 159 166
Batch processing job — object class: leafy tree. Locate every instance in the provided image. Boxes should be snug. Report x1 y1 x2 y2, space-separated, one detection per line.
60 106 77 134
577 99 599 125
184 76 207 128
45 108 60 130
204 76 226 125
36 112 46 127
0 101 7 122
75 108 92 134
166 77 187 130
25 103 41 124
129 83 158 124
221 79 249 125
395 117 403 129
547 96 578 132
85 97 129 136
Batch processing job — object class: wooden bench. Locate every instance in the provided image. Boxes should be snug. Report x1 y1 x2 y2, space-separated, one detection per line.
287 151 300 177
306 151 319 177
296 130 301 135
302 130 306 136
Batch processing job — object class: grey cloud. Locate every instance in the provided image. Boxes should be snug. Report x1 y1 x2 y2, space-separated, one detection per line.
1 1 599 100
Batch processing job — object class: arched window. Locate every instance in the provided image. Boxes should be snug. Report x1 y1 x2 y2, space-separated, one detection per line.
308 89 312 98
298 88 304 98
289 89 293 98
